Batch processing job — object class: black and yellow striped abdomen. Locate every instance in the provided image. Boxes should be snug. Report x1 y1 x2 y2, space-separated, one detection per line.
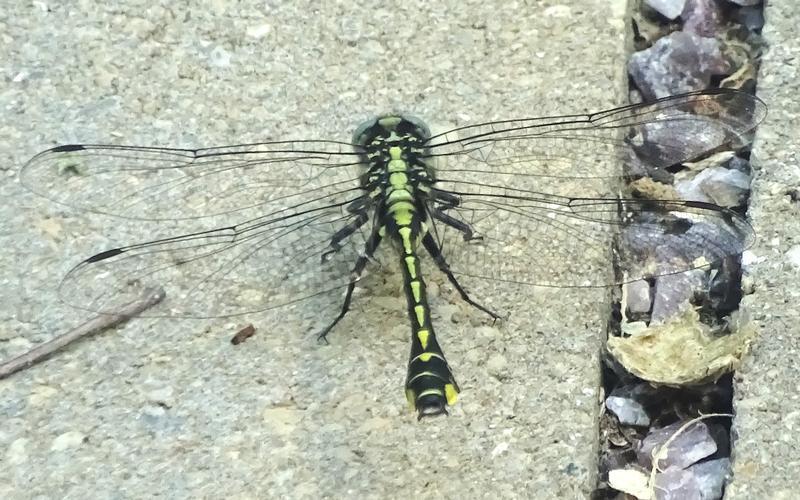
354 116 460 417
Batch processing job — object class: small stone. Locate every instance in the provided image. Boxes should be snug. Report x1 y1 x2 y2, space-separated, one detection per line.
51 431 86 451
690 457 731 499
628 31 729 100
599 448 637 479
6 438 29 465
651 270 705 323
624 279 652 315
608 468 651 499
606 395 650 427
486 353 508 376
490 442 509 457
246 24 271 39
636 111 728 168
638 420 717 470
654 465 703 500
645 0 686 20
208 46 232 68
736 6 765 31
786 245 800 269
675 166 751 208
142 404 167 418
681 0 723 37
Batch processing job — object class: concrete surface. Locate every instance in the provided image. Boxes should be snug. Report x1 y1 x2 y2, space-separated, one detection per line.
728 0 800 498
0 1 630 499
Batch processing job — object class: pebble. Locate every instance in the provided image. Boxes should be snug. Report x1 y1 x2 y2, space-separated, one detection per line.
637 420 717 469
644 0 686 20
681 0 722 37
786 245 800 268
654 465 703 500
624 279 652 315
675 166 751 208
6 438 29 465
651 270 705 323
628 31 729 100
690 457 731 499
246 24 271 39
50 431 86 451
736 6 765 31
486 353 508 376
605 395 651 427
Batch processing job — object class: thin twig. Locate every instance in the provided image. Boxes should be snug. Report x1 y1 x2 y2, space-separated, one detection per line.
0 287 166 379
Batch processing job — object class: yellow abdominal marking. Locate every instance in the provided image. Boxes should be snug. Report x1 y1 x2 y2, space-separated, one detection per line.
410 280 421 302
404 256 416 278
445 384 459 405
398 226 413 254
416 329 429 349
414 305 425 326
405 389 416 408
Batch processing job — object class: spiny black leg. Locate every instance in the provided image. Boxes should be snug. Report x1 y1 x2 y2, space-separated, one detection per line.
429 189 481 242
317 228 383 343
316 277 359 344
321 198 371 262
430 188 461 206
421 232 501 321
430 207 480 242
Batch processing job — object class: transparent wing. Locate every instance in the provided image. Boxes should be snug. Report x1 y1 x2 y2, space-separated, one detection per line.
426 190 753 288
20 139 379 319
57 186 374 318
20 140 364 220
423 89 763 287
426 88 765 186
21 88 764 320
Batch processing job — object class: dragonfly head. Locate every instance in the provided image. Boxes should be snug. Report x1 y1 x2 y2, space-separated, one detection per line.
353 114 431 150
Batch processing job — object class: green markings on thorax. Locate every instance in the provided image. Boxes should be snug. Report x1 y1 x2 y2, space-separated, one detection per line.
359 115 459 416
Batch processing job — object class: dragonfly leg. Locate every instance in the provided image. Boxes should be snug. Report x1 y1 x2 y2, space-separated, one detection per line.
321 198 371 263
430 207 480 242
421 232 501 322
429 190 481 241
317 227 382 343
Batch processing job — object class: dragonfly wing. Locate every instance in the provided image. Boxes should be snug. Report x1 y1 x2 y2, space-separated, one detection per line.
57 189 376 319
20 140 364 221
426 89 766 181
426 191 753 288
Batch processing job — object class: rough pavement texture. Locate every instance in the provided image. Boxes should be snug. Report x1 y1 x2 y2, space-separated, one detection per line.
1 1 629 498
727 0 800 497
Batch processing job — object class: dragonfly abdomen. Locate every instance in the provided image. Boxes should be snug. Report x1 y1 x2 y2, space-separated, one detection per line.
376 142 459 418
398 242 460 418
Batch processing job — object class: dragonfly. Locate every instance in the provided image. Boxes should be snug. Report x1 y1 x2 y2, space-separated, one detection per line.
20 88 765 418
